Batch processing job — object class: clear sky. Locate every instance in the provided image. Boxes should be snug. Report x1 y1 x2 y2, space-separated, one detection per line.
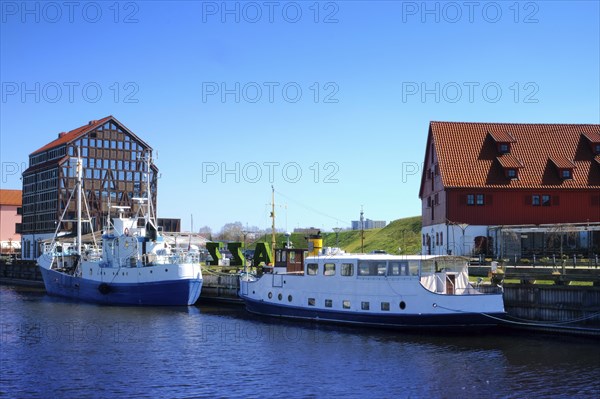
1 0 599 233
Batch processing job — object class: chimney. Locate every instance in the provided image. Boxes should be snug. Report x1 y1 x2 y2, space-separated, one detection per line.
88 120 98 125
58 132 67 138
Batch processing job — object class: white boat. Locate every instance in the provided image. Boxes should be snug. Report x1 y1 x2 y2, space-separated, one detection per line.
239 248 505 329
37 150 202 306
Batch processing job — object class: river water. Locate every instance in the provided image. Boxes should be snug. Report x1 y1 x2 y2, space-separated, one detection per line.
1 285 598 399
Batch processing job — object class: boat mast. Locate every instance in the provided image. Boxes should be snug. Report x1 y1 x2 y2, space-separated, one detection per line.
271 185 276 257
76 147 82 255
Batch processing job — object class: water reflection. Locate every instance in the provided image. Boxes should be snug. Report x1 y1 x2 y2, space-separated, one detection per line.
1 285 599 399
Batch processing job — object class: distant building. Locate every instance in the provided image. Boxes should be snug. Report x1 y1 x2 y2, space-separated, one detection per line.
0 189 21 255
351 219 387 230
419 121 600 258
19 116 158 260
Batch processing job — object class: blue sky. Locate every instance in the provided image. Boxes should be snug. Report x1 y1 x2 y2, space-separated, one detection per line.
1 1 599 233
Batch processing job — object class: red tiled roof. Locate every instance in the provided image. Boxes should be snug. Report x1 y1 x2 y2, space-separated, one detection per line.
489 130 516 143
549 156 576 169
595 155 600 165
428 121 600 190
31 115 113 155
496 154 524 169
581 131 600 144
0 189 22 206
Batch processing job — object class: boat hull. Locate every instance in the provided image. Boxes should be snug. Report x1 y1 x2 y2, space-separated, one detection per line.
40 267 202 306
243 297 504 329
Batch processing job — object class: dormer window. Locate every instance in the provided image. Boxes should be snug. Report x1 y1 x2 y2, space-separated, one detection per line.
561 169 572 179
549 156 576 181
595 144 600 154
498 143 510 154
506 169 517 179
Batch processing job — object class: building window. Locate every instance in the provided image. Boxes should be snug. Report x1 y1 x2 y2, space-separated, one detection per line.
542 195 551 206
440 232 443 246
498 143 510 153
434 193 439 205
561 169 572 179
427 197 432 208
435 233 439 246
467 194 475 205
476 194 485 206
532 195 540 206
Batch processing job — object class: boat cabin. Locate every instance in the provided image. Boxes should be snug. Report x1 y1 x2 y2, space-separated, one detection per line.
274 247 306 274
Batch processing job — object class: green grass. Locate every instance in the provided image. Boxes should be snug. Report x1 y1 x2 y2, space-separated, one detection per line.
252 215 422 254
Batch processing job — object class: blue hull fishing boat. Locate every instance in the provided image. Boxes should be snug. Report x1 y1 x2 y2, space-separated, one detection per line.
38 150 202 306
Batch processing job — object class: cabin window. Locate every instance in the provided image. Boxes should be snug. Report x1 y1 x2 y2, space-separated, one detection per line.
342 300 351 309
325 299 332 308
323 263 336 276
307 263 318 275
388 261 409 276
361 301 370 310
289 251 296 263
542 195 551 206
467 194 475 205
409 262 419 276
308 298 316 306
358 261 386 276
341 263 354 276
381 302 390 311
281 251 286 262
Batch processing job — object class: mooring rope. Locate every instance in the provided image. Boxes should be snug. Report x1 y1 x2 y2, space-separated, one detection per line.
435 304 600 329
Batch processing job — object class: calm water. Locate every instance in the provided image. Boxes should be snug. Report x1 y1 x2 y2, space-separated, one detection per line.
1 285 599 399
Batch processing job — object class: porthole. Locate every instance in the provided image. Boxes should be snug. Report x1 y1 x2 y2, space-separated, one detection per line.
278 293 283 301
400 301 406 310
288 295 292 302
165 269 168 272
268 292 273 299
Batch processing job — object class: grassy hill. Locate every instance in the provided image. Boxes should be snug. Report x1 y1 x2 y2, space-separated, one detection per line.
253 216 422 255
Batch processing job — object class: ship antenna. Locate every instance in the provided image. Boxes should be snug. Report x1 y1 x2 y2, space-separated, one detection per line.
76 147 82 256
271 185 276 260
